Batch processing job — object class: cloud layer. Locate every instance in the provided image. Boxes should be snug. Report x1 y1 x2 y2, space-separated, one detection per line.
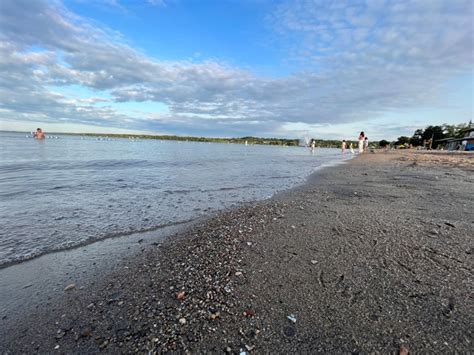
0 0 472 137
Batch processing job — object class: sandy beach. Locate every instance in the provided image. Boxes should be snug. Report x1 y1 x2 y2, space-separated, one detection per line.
1 151 473 353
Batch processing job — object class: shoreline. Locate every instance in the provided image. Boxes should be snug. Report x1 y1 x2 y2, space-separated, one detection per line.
0 152 351 332
1 151 473 353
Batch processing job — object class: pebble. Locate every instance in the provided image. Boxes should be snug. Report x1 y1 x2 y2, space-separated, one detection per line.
235 271 243 276
210 311 220 320
311 260 318 264
64 283 76 291
179 318 187 325
283 326 296 337
243 309 255 317
399 345 409 355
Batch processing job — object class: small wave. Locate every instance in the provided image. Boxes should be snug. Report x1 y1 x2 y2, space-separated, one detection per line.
163 184 257 195
0 190 26 198
0 218 198 269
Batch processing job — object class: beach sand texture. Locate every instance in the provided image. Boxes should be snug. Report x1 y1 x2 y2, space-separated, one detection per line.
1 151 473 353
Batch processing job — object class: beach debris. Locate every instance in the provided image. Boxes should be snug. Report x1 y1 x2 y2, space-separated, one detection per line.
291 225 296 229
176 291 185 301
239 349 247 355
22 283 33 289
311 260 318 264
287 314 297 323
64 283 76 291
245 344 255 351
54 345 60 350
444 222 455 228
399 345 409 355
179 317 187 325
246 242 252 246
235 271 243 276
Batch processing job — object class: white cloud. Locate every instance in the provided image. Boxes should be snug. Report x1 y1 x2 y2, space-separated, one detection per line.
0 0 472 138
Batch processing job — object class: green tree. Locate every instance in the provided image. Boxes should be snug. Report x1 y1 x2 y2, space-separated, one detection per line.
410 129 424 146
379 139 390 147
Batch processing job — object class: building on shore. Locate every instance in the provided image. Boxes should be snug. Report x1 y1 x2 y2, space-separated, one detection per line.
437 121 474 151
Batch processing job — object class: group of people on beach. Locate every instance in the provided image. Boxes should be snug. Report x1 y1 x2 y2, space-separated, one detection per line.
341 131 368 154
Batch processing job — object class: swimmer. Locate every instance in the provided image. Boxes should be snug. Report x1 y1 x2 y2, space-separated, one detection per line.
33 128 45 140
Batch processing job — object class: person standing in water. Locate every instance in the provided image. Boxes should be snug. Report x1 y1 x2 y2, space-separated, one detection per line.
364 137 369 151
358 131 365 153
310 140 316 153
341 140 346 153
33 128 45 140
349 142 354 154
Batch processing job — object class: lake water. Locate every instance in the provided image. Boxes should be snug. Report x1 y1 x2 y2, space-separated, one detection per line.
0 131 349 267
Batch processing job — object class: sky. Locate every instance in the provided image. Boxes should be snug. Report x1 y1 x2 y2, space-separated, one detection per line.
0 0 472 140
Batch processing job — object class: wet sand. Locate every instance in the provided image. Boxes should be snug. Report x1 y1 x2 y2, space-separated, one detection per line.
1 151 473 353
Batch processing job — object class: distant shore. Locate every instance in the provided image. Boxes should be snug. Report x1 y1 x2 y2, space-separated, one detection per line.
1 151 473 353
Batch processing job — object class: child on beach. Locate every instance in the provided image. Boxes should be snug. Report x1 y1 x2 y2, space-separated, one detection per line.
349 142 354 154
341 140 346 153
364 137 369 151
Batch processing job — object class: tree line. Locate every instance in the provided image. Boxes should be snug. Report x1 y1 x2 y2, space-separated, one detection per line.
75 133 300 146
391 123 469 149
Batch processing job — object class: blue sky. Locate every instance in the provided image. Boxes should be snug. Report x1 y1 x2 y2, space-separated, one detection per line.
0 0 472 140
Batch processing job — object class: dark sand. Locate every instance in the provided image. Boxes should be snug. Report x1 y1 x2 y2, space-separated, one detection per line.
1 151 473 353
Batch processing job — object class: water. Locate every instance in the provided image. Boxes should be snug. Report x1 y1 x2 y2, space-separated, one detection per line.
0 131 349 267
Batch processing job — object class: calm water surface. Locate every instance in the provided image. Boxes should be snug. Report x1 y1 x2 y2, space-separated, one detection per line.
0 132 349 267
